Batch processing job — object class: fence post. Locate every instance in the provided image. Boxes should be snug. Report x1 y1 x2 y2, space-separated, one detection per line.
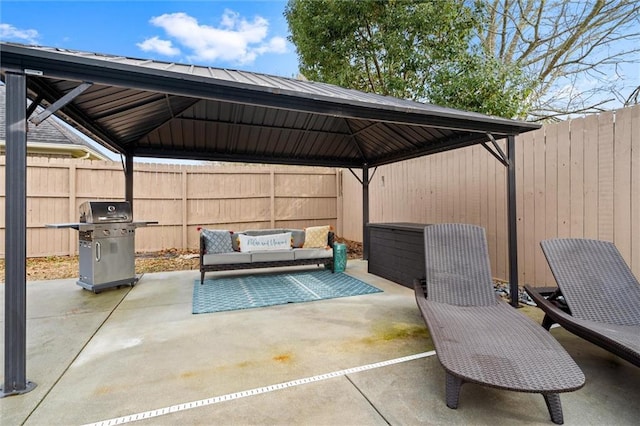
182 169 188 250
270 170 276 227
68 163 77 255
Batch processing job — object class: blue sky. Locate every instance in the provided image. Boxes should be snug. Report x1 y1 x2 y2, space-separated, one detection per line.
0 0 300 78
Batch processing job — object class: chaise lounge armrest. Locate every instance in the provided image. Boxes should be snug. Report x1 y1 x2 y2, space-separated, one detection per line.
531 238 640 369
525 284 640 368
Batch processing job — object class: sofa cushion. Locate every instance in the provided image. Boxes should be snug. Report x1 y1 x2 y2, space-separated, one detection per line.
251 250 295 262
203 252 252 265
293 248 332 260
285 229 306 248
303 225 331 248
201 229 234 254
238 232 292 252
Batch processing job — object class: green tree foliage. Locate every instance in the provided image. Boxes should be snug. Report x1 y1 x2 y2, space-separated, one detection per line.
285 0 532 118
428 55 532 119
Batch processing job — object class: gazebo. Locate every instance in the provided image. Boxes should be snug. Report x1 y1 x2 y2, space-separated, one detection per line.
1 42 540 396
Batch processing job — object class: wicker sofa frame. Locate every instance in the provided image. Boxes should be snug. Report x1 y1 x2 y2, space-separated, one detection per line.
415 224 585 424
525 238 640 368
199 231 334 284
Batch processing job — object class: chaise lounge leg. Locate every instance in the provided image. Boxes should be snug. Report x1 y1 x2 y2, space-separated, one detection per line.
200 271 205 285
445 373 463 409
541 314 555 330
543 393 563 425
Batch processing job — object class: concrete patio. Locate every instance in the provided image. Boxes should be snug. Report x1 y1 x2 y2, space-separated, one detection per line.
1 260 639 425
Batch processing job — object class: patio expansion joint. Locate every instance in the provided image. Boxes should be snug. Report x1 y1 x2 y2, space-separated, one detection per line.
344 374 391 425
22 286 133 424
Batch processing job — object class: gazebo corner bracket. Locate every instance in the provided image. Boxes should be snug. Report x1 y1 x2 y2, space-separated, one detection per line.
368 166 378 184
482 133 509 167
25 94 44 120
347 168 363 185
29 82 93 126
348 166 377 185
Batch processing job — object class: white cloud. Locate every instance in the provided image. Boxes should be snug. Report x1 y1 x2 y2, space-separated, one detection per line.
142 10 287 65
0 23 39 44
137 36 180 56
255 36 287 55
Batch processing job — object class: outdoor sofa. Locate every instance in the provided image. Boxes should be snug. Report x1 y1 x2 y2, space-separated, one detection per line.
199 225 334 284
414 224 585 424
525 238 640 368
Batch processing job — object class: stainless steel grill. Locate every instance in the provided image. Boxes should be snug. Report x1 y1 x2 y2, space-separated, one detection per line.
47 201 156 293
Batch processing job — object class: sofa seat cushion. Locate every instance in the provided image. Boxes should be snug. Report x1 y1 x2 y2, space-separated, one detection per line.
251 250 295 262
293 248 333 260
203 252 252 265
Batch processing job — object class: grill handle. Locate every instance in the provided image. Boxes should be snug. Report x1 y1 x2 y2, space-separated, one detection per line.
96 242 101 262
97 215 129 222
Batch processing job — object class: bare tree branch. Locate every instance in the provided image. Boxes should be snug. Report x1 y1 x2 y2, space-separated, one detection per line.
477 0 640 119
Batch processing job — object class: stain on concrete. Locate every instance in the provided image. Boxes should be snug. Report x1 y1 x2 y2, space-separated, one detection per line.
94 385 112 396
362 322 430 345
273 353 293 363
180 371 196 379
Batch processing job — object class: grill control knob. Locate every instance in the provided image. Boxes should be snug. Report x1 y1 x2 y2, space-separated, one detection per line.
103 229 111 236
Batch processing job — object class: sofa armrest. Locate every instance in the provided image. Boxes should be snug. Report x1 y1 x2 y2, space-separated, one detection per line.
328 231 335 248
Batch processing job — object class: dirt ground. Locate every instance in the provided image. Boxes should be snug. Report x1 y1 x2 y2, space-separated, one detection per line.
0 237 363 281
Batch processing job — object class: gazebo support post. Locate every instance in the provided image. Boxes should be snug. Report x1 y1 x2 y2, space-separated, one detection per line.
507 135 519 308
125 153 134 215
362 164 369 260
2 71 36 397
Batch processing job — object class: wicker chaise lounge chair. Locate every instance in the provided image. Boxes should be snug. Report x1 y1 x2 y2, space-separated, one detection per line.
414 224 585 424
525 238 640 368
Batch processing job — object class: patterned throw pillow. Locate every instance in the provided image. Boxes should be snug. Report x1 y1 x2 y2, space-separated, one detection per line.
201 229 234 254
303 225 330 248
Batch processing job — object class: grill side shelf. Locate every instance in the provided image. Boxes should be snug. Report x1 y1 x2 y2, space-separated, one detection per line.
45 223 80 230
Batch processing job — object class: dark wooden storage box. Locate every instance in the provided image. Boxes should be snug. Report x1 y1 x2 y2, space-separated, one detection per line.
367 223 429 288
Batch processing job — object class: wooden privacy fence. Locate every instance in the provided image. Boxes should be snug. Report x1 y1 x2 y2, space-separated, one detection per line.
0 158 340 257
341 105 640 287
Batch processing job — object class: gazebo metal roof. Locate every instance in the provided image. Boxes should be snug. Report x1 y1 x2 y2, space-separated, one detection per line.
0 43 539 168
1 42 540 396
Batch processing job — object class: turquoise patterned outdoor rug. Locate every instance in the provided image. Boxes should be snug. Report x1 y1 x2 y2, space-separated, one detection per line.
193 269 382 314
